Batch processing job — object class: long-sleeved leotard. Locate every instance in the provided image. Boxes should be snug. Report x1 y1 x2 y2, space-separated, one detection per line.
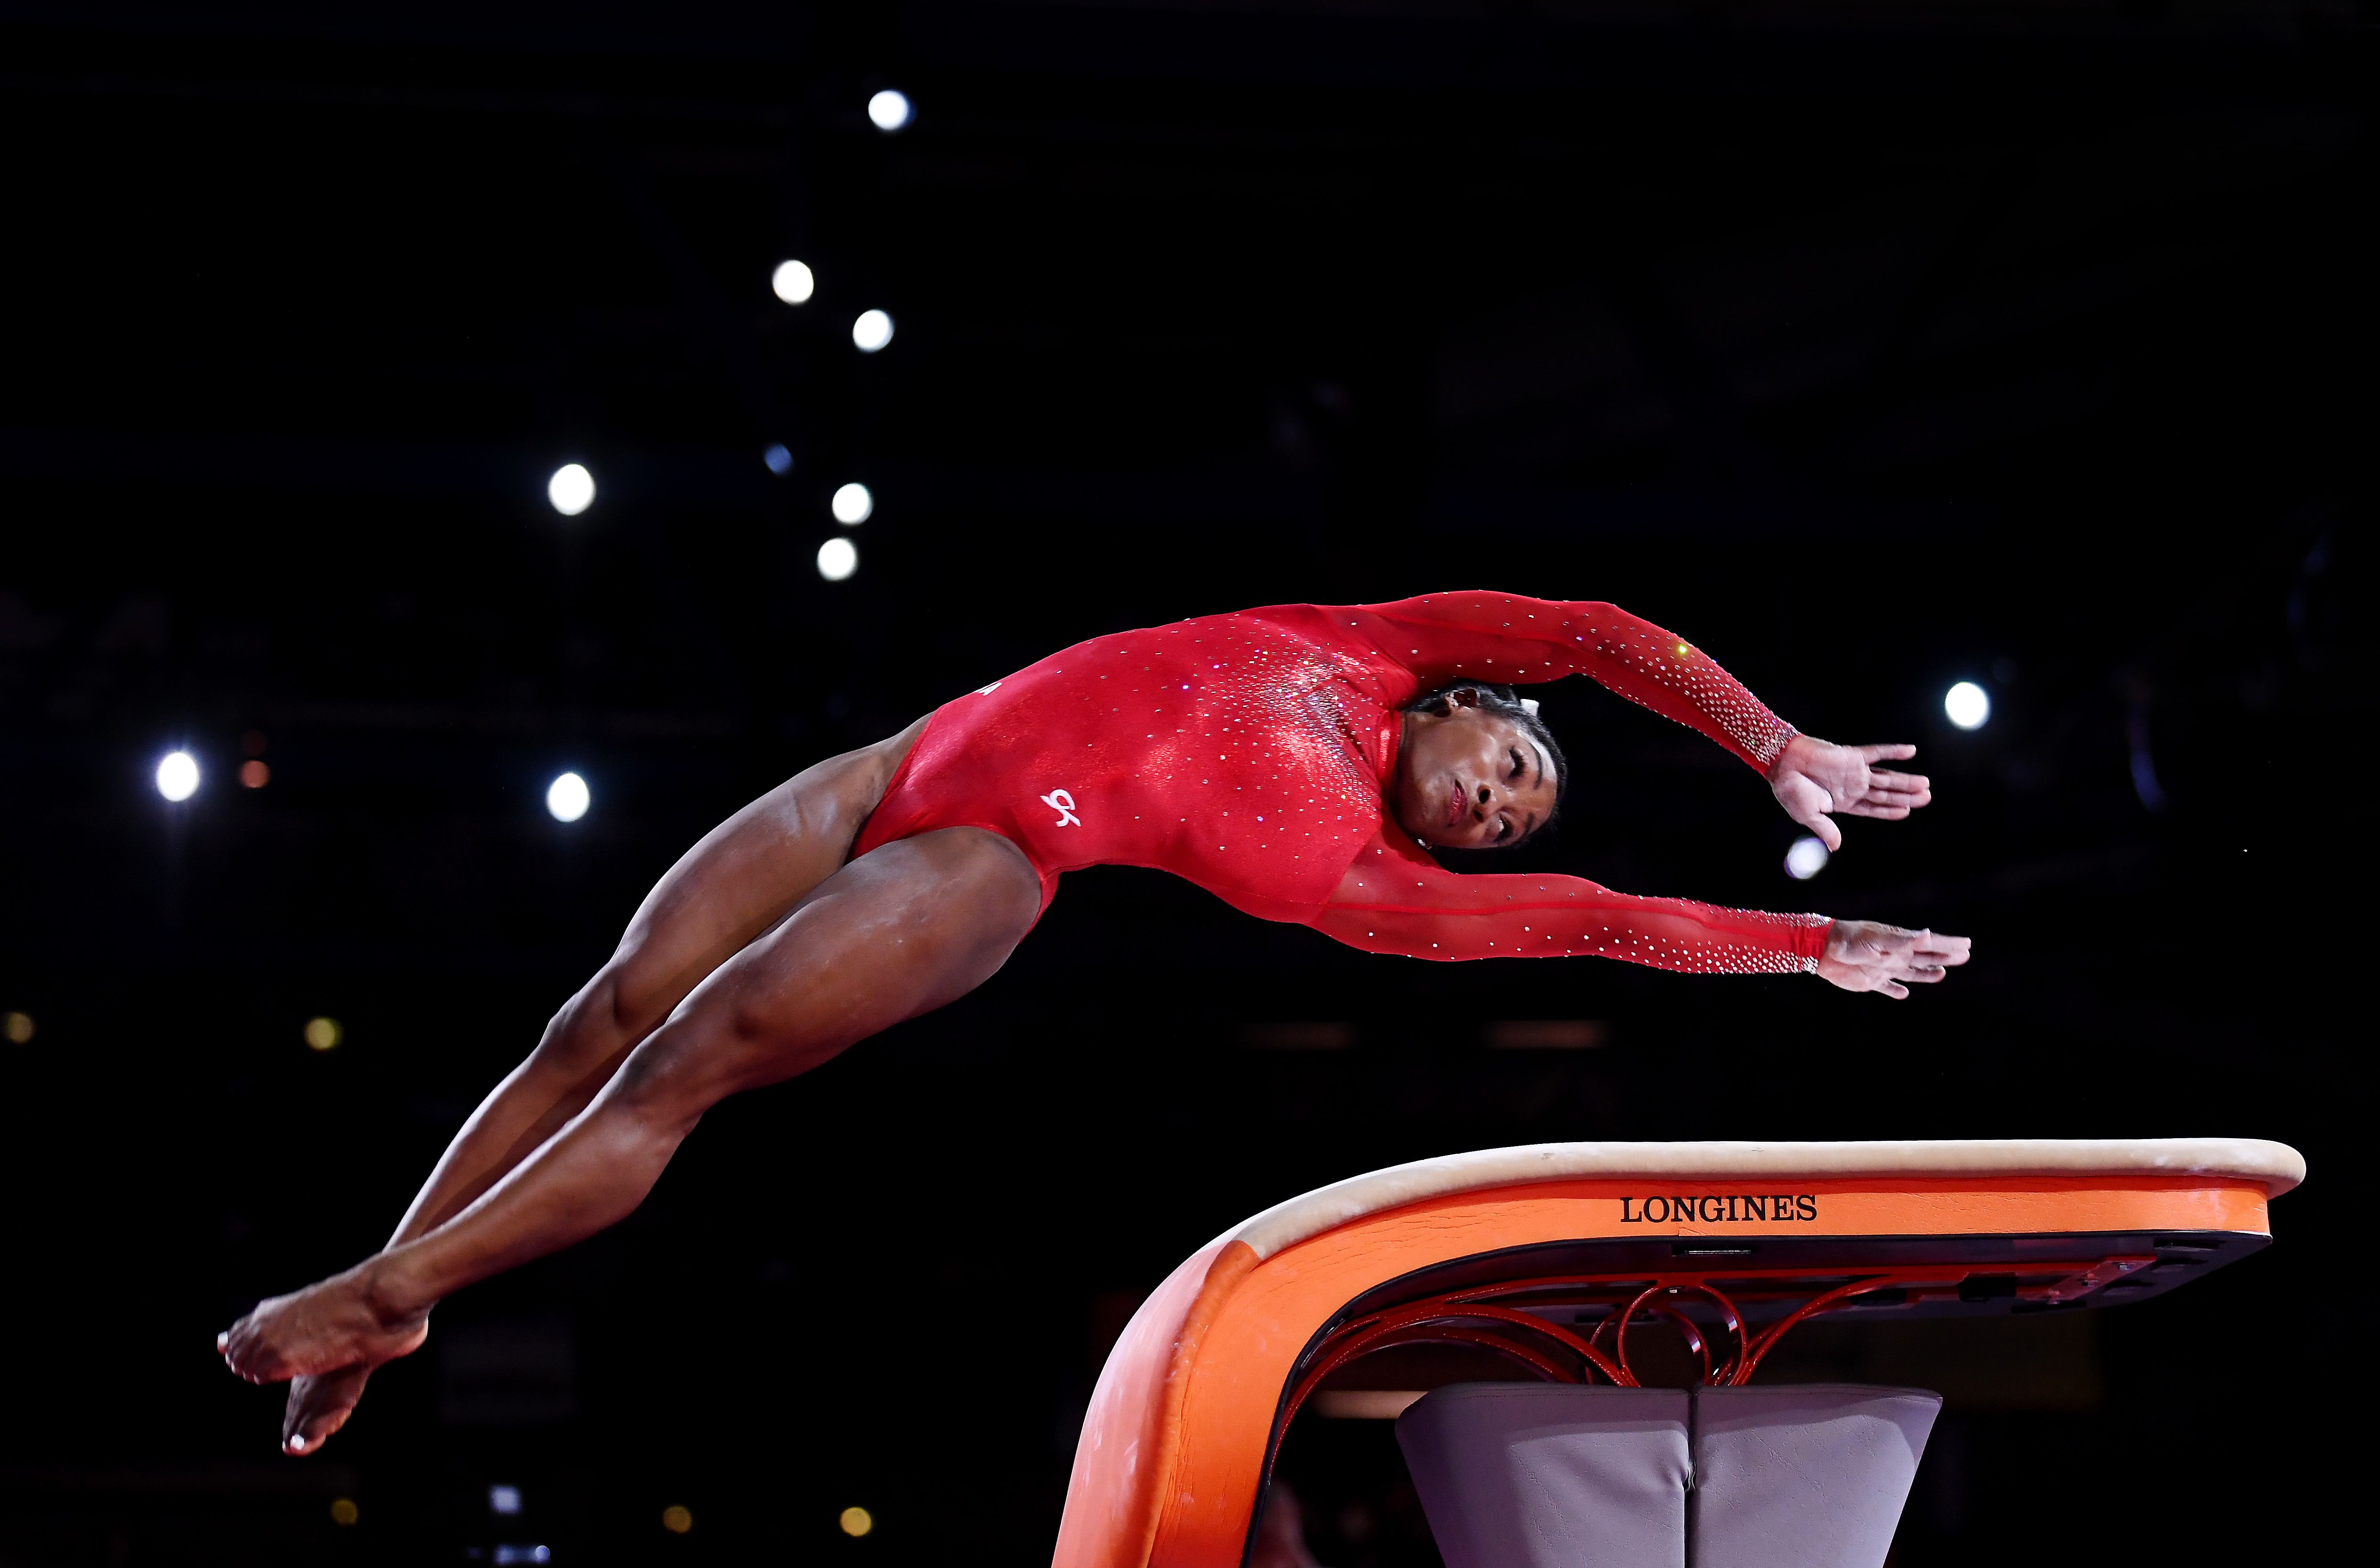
851 592 1832 975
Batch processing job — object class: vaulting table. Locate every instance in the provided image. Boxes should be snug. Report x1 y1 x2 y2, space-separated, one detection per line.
1053 1137 2304 1568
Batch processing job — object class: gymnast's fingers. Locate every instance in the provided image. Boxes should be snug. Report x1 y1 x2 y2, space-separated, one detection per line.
1878 979 1910 1000
1867 770 1931 793
1839 801 1911 819
1857 744 1918 762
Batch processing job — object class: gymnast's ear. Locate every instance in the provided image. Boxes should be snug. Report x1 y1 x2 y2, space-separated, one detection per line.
1445 687 1483 710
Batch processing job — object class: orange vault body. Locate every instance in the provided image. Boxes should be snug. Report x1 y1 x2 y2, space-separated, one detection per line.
1050 1137 2304 1568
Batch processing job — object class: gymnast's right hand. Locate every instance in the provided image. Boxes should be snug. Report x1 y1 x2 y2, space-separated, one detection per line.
1816 920 1971 999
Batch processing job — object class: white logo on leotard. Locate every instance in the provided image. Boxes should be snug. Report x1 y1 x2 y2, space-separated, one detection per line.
974 680 1001 696
1039 788 1081 827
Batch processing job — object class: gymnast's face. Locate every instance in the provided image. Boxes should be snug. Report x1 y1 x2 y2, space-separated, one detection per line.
1392 697 1559 850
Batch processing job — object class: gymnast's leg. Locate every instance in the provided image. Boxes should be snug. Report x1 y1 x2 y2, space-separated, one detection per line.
221 825 1040 1429
382 719 928 1250
238 723 970 1447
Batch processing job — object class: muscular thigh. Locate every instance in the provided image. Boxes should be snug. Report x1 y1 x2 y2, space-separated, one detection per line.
616 826 1043 1112
602 719 928 1029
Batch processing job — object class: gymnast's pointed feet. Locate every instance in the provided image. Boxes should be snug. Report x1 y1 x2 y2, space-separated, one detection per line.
280 1364 374 1456
216 1259 429 1390
1818 919 1971 1000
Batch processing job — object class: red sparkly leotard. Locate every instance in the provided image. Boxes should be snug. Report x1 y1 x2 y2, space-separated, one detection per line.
852 592 1833 975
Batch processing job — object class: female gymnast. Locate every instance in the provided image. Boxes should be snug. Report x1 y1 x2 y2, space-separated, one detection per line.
217 591 1968 1454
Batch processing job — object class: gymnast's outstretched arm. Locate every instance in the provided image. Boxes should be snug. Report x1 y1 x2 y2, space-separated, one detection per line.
1308 830 1968 996
1347 592 1934 847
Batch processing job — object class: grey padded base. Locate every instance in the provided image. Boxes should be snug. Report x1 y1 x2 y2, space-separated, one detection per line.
1692 1385 1940 1568
1394 1382 1940 1568
1397 1385 1691 1568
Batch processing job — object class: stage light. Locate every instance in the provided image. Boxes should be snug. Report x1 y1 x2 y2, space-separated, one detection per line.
661 1506 694 1535
330 1499 359 1527
3 1013 32 1045
241 760 270 788
156 751 200 801
840 1507 874 1537
831 482 874 524
1784 836 1829 880
490 1485 523 1516
771 259 815 304
868 90 912 131
764 443 793 476
1944 681 1991 731
816 537 859 581
493 1549 549 1566
852 309 894 352
547 772 591 822
304 1017 342 1051
547 463 595 516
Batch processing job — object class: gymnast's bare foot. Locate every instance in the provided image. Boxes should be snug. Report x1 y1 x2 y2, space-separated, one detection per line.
216 1259 429 1393
278 1365 376 1456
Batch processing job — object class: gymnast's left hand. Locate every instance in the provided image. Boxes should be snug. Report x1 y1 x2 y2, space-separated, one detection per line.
1768 735 1932 851
1817 920 1971 999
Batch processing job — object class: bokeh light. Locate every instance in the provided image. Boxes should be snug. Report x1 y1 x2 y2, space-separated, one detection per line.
764 442 794 476
1784 836 1829 880
831 482 874 524
1944 680 1991 731
816 538 859 581
304 1017 342 1051
770 259 815 304
547 463 595 516
329 1499 359 1527
240 760 270 788
851 309 894 352
3 1012 33 1045
156 751 200 801
661 1505 693 1535
490 1484 522 1516
547 772 591 822
867 90 913 131
840 1506 874 1537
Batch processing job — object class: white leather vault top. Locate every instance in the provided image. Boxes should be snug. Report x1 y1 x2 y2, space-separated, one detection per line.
1219 1139 2305 1262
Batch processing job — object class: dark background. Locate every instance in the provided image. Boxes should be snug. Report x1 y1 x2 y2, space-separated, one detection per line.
0 2 2366 1564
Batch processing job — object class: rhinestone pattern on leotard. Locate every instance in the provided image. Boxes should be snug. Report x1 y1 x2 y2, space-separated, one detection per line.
851 592 1830 975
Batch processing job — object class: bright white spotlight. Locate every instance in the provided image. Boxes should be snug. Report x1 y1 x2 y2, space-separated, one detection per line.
816 537 859 581
1944 681 1992 731
764 443 793 476
867 90 913 132
770 259 815 305
155 750 200 802
831 482 874 524
1784 835 1829 881
547 463 595 516
546 772 590 822
851 309 894 352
